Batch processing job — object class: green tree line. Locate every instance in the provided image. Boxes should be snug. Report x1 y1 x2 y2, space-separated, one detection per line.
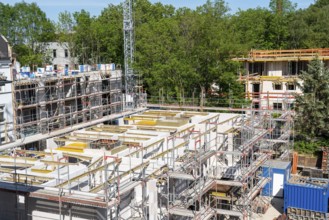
1 0 329 100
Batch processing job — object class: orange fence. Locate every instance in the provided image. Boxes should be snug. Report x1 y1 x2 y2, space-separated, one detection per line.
249 48 329 59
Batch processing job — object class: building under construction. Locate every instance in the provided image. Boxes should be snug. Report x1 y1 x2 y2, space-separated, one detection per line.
13 69 122 140
0 108 293 220
233 49 329 111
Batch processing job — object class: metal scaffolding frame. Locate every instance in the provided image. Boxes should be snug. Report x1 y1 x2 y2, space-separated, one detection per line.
12 70 122 141
162 108 293 220
0 109 294 220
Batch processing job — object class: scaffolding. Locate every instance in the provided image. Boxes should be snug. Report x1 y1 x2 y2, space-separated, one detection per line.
12 70 122 141
161 108 293 220
0 109 293 220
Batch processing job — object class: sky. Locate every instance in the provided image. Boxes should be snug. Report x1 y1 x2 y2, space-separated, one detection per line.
2 0 315 21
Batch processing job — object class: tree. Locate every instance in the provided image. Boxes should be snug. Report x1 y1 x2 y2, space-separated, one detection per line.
231 8 272 50
0 2 55 66
56 11 76 67
295 59 329 140
269 0 297 14
96 4 124 64
73 10 94 64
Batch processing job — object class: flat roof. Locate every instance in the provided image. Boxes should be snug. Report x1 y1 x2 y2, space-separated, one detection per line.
263 160 291 169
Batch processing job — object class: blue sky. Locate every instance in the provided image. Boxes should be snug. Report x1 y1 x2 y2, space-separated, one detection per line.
2 0 315 21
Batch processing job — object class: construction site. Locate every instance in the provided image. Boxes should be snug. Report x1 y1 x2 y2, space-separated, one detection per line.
0 108 294 220
2 0 329 219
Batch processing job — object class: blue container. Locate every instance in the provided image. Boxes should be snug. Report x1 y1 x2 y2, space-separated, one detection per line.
284 177 329 213
21 72 30 78
79 65 84 73
262 160 291 197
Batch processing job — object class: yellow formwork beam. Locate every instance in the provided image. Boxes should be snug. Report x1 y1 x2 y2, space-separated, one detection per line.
31 169 53 174
0 155 38 162
0 161 34 167
40 160 76 166
67 142 87 148
63 145 85 150
3 177 42 185
0 167 14 173
211 192 227 197
135 120 157 126
56 147 84 153
16 150 51 156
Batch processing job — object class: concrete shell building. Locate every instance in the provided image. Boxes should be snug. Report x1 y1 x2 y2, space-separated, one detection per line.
13 69 123 141
0 108 293 220
0 35 15 144
0 39 123 147
233 49 329 111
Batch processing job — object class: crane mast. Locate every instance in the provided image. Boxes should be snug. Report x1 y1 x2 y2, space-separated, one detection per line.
123 0 136 109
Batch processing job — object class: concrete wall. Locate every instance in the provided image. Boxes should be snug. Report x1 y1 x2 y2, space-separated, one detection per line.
0 190 26 220
246 80 302 110
0 190 107 220
0 60 14 144
245 61 303 110
29 198 107 220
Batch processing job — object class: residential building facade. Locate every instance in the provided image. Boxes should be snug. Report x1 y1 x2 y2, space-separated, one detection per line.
45 42 78 71
234 49 329 111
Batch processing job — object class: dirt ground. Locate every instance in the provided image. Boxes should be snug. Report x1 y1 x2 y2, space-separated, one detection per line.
253 198 284 220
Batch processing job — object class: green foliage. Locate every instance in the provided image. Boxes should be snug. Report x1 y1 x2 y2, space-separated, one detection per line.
271 113 282 118
294 140 329 154
2 0 329 106
0 2 55 66
269 0 297 14
295 59 329 140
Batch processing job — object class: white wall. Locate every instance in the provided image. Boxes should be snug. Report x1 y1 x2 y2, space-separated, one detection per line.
45 42 78 70
247 79 302 110
267 62 283 76
245 61 304 110
0 60 14 143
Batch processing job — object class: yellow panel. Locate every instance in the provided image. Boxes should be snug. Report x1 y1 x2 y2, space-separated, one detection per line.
135 120 157 126
211 192 227 197
62 145 85 150
56 147 84 153
31 169 53 174
67 142 87 148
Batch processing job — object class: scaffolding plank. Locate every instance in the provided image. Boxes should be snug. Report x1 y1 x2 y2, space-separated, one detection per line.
168 172 195 180
215 208 243 217
169 207 196 217
215 180 243 187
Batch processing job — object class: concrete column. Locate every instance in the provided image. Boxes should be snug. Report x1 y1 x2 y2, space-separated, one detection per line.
148 180 158 220
227 133 234 166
